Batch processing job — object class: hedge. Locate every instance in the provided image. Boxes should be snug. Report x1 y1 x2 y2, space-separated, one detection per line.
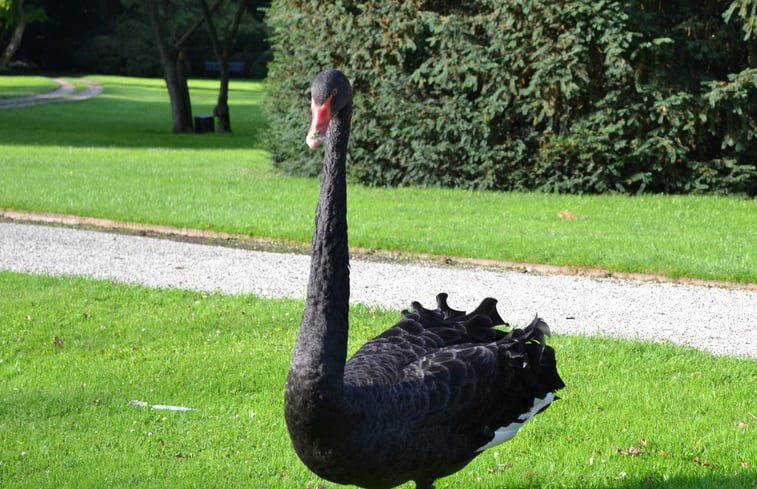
265 0 757 195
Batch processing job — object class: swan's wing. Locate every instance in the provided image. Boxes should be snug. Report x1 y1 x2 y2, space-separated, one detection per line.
404 325 561 453
345 294 561 447
344 294 508 386
343 313 562 473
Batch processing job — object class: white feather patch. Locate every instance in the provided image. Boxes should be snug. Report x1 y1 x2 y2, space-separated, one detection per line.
476 392 555 452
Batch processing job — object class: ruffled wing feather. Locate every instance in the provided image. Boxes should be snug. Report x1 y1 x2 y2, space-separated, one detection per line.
343 294 563 464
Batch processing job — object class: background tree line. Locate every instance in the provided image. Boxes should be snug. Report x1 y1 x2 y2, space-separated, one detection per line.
2 0 269 79
2 0 270 133
266 0 757 196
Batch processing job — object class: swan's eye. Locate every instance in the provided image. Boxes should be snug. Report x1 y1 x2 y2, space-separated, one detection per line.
331 88 338 96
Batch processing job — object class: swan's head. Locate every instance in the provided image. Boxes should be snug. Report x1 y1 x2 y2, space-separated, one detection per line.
306 69 353 149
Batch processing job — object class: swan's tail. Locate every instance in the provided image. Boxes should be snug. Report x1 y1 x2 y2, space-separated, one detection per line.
511 316 565 397
476 316 565 453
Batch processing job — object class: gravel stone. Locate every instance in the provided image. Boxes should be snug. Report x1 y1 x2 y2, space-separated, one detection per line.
1 222 754 358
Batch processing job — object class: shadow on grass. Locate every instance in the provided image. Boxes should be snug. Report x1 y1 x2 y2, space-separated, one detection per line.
497 472 755 489
604 473 755 489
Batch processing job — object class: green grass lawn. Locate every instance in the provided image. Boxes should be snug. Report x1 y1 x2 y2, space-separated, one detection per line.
0 75 755 283
0 75 60 98
0 271 754 489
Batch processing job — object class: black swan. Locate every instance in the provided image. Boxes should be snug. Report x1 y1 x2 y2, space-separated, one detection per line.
284 69 565 489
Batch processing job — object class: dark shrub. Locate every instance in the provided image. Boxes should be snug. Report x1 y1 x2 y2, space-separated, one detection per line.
266 0 757 195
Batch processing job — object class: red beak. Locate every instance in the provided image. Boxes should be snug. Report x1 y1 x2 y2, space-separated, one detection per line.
306 94 334 149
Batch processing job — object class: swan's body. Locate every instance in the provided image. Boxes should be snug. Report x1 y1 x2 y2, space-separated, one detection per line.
285 69 565 489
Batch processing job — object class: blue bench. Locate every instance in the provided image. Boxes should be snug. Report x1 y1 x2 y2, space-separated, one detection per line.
203 61 246 77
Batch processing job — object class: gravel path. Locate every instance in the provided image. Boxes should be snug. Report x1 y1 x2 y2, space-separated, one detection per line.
1 221 754 358
0 77 103 109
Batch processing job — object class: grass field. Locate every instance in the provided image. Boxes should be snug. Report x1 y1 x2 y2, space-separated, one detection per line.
0 75 754 283
0 75 60 98
0 271 754 489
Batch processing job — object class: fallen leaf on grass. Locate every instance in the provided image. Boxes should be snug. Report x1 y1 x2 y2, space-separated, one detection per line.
614 443 644 456
739 459 749 468
628 446 644 456
558 210 582 220
53 336 64 349
614 471 627 480
487 463 512 474
693 456 713 468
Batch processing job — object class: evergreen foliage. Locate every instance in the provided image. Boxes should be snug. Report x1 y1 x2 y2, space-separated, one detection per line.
266 0 757 195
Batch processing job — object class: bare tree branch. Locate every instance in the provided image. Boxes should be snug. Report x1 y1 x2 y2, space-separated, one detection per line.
177 0 224 48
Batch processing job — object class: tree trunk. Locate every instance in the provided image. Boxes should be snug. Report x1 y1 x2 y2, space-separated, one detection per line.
143 0 195 133
164 50 194 133
214 58 231 132
0 0 27 70
200 0 246 133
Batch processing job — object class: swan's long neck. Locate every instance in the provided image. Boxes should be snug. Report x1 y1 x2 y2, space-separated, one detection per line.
286 103 353 449
299 102 351 384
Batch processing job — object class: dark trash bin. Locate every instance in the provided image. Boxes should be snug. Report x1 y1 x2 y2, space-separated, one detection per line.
195 115 215 133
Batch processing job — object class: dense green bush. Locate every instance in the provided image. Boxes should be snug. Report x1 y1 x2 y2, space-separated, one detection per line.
265 0 757 195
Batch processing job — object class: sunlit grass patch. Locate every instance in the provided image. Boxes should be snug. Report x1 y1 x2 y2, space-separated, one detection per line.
0 75 61 99
0 271 753 488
